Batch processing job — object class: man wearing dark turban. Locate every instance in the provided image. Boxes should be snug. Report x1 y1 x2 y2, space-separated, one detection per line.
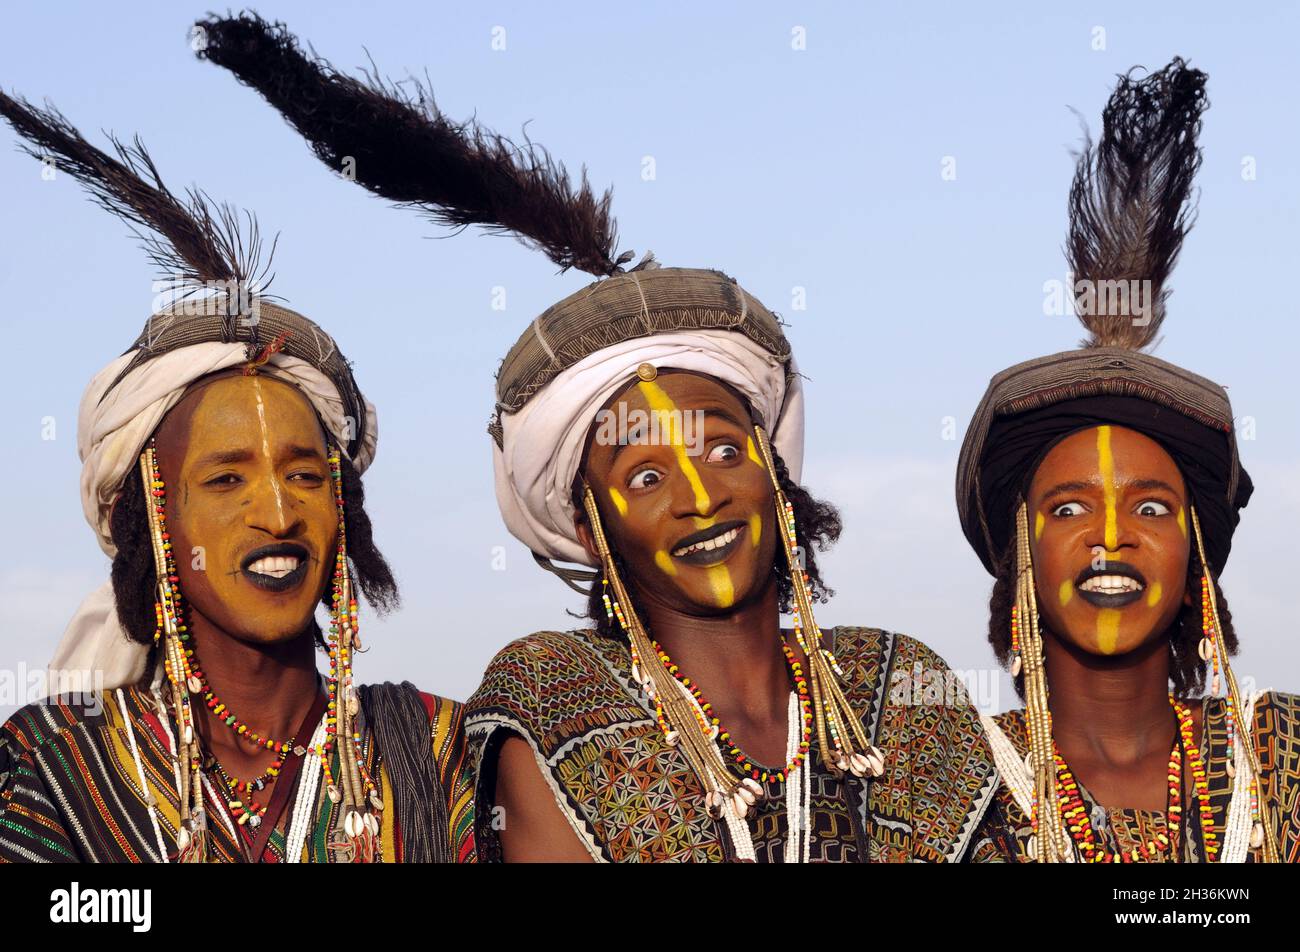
959 58 1298 863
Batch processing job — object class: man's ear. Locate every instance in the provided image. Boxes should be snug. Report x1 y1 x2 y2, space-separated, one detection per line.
575 515 600 565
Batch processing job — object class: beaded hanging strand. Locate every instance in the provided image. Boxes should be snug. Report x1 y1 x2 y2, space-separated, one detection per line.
324 447 381 861
581 488 765 831
1013 501 1069 862
1190 507 1274 861
751 426 884 779
140 443 207 861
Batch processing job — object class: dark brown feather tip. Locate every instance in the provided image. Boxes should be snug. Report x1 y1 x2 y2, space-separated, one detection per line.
0 89 274 301
194 11 627 276
1066 57 1207 351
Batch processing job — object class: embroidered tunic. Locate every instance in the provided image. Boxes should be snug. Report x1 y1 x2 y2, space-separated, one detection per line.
969 692 1300 862
0 683 475 863
466 626 999 862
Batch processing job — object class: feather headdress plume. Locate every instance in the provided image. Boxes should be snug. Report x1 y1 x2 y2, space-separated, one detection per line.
195 12 629 276
1067 57 1207 351
0 90 275 313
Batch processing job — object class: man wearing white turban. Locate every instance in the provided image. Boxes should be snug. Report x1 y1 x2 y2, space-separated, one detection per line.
199 13 1002 864
0 92 473 865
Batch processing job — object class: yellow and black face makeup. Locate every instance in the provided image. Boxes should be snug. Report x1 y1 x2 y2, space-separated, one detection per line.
152 374 338 645
581 370 779 616
1027 425 1190 658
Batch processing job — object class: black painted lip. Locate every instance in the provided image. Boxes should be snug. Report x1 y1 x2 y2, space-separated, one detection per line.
1077 587 1145 608
240 542 310 593
1073 560 1147 609
671 519 748 555
672 521 748 567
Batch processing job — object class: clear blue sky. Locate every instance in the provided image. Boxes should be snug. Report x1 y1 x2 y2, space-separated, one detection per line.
2 2 1297 717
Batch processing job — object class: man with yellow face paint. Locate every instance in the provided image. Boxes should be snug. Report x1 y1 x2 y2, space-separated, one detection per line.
957 58 1299 863
0 94 473 863
196 13 1002 863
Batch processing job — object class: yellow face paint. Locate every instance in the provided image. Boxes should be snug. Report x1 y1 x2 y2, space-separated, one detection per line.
608 487 628 517
1097 426 1118 551
749 513 762 549
638 381 710 514
747 435 765 469
654 550 678 576
1146 580 1162 608
1035 511 1045 541
692 515 716 530
1177 506 1187 538
706 565 734 608
1096 608 1121 654
1058 580 1073 606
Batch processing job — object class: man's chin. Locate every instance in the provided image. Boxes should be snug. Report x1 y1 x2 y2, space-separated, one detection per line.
223 617 320 647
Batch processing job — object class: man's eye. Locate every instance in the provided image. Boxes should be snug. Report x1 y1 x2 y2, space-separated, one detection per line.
1136 499 1171 517
705 443 739 463
628 469 662 490
289 472 325 484
1051 502 1086 517
205 473 240 487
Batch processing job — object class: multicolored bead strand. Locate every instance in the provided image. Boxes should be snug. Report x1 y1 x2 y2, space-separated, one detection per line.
651 639 813 782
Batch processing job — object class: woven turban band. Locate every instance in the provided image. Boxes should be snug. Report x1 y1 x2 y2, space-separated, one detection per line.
106 299 369 462
490 267 791 446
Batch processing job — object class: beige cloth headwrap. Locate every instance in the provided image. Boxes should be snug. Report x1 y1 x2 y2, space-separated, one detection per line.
50 341 378 691
493 329 804 567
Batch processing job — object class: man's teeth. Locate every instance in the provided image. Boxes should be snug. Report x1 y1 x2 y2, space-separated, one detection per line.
247 556 301 578
673 527 740 557
1079 575 1143 594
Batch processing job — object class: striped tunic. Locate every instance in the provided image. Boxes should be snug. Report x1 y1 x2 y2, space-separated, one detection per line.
0 683 475 863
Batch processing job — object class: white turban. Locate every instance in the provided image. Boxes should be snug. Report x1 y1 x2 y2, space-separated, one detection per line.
493 329 804 567
50 341 378 691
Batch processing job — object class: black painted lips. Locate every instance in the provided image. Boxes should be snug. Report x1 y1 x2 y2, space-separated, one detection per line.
240 542 310 593
670 520 748 567
1073 559 1147 609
